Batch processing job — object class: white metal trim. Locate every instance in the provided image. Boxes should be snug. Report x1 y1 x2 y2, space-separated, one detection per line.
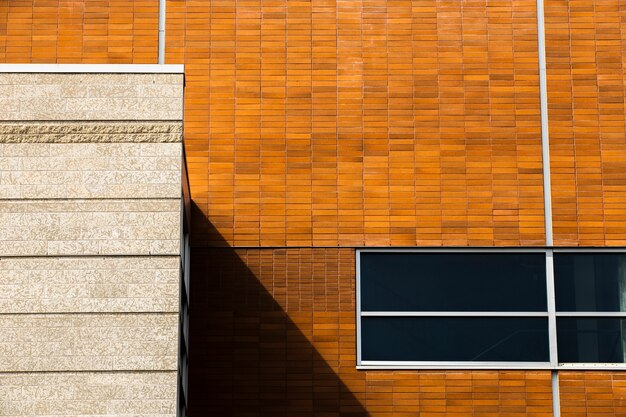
551 371 561 417
546 250 559 367
0 64 184 73
556 312 626 317
356 250 362 366
158 0 166 64
356 248 626 253
536 0 553 247
357 248 546 253
553 247 626 253
558 363 626 369
358 361 552 370
361 311 548 317
358 363 626 370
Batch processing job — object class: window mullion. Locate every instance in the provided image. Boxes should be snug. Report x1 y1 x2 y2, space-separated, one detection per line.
556 312 626 317
546 249 559 367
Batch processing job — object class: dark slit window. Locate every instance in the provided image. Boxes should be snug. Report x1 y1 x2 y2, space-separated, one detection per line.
361 317 550 362
555 253 626 312
360 252 547 312
358 250 626 368
553 253 626 364
557 318 626 363
358 250 549 366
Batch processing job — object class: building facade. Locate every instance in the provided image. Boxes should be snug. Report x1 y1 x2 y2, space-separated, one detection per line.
2 0 626 416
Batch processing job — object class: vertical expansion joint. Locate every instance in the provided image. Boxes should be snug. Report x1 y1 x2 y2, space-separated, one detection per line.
545 250 558 367
158 0 166 64
536 0 553 246
536 0 559 414
552 371 561 417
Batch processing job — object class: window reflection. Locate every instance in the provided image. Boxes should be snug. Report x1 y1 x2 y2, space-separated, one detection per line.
362 317 550 362
555 253 626 312
558 319 626 363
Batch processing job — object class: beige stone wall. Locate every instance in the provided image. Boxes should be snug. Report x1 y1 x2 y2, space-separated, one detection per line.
0 73 183 120
0 132 182 199
0 69 183 417
0 372 177 416
0 314 178 372
0 257 179 313
0 199 181 256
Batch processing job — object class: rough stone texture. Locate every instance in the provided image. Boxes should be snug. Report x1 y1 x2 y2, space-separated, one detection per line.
0 372 177 416
0 314 178 372
0 142 181 199
0 257 179 313
0 121 183 143
0 199 180 256
0 73 183 121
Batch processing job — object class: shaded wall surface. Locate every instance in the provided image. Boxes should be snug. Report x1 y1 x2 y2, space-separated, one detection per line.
3 0 626 416
190 247 554 416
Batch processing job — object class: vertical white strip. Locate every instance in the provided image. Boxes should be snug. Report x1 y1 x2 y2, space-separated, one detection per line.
158 0 166 64
552 371 561 417
546 250 558 366
536 0 560 409
356 250 362 365
546 252 560 417
546 249 561 415
536 0 553 246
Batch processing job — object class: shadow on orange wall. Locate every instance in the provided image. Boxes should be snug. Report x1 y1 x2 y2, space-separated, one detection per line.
187 219 367 416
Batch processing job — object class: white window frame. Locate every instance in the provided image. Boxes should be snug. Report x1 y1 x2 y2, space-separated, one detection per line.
356 247 626 370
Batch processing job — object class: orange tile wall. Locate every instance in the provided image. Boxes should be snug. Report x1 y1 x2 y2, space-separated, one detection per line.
0 0 159 63
176 0 547 247
560 372 626 417
190 247 554 416
545 0 626 246
1 0 546 247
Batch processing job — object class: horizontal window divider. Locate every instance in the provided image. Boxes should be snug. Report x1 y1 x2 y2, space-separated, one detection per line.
358 362 626 370
557 363 626 369
357 247 626 254
357 248 547 254
552 247 626 253
358 361 552 370
361 311 549 317
555 312 626 317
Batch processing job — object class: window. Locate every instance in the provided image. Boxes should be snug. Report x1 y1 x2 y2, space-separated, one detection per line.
357 249 626 369
555 253 626 364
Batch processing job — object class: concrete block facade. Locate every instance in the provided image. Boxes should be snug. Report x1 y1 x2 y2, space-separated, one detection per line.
0 69 185 417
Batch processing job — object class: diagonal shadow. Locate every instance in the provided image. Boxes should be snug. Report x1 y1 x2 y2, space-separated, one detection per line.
187 214 368 416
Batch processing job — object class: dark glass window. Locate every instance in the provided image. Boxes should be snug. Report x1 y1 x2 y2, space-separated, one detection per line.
557 318 626 363
555 253 626 312
360 252 547 311
358 250 626 367
361 317 550 362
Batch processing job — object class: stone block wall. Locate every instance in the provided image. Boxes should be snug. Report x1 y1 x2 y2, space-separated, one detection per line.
0 68 184 417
